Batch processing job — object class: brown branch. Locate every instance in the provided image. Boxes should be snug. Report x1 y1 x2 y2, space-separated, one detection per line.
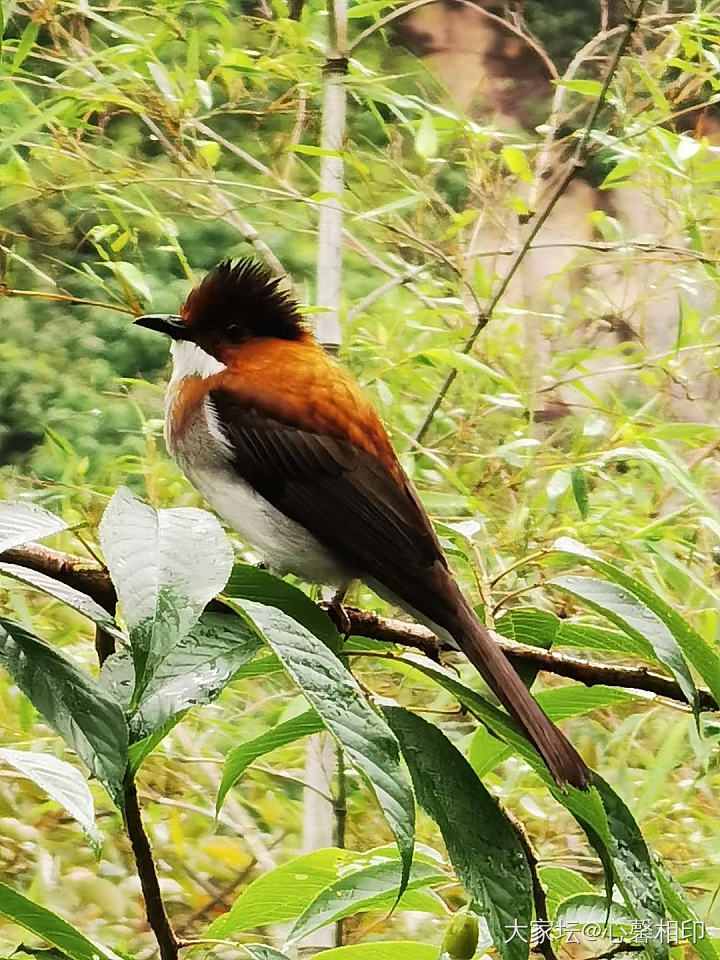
123 778 180 960
2 542 716 712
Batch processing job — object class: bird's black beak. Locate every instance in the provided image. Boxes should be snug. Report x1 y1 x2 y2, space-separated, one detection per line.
134 314 189 340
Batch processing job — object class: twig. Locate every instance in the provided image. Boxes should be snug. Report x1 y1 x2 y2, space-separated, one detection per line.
413 2 647 444
2 542 715 710
0 287 134 315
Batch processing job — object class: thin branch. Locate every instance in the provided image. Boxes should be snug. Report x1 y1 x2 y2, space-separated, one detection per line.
0 287 134 315
413 2 647 445
124 778 180 960
2 542 715 711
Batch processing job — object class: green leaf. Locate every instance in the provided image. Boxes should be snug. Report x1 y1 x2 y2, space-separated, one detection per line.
100 261 153 302
551 575 697 709
228 599 415 893
0 881 120 960
243 948 291 960
536 685 640 721
384 707 532 960
553 892 631 937
554 538 720 706
288 857 446 945
0 562 124 641
556 78 604 96
217 709 324 813
224 563 340 651
131 611 262 741
501 146 533 182
570 466 590 519
495 608 558 648
206 847 403 937
0 501 66 552
415 112 437 158
0 748 100 851
99 489 234 701
538 866 593 918
592 774 667 960
655 860 719 960
11 22 39 72
0 618 127 808
467 726 512 778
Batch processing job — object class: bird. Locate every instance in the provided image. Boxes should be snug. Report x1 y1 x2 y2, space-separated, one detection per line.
134 259 591 790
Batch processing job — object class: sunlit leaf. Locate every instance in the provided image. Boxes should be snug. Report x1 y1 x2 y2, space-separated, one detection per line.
0 501 66 552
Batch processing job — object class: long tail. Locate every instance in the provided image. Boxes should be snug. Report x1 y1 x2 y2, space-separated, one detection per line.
449 603 592 790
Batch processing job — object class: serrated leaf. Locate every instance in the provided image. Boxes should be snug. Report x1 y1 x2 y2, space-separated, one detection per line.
226 599 415 894
0 882 121 960
0 563 124 641
554 538 720 707
217 709 324 813
0 618 127 808
552 575 697 709
99 489 233 701
0 748 100 851
288 857 446 944
384 707 532 960
0 502 66 552
655 860 719 960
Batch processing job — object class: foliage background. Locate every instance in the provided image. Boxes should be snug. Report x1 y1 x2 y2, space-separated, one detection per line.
2 0 720 957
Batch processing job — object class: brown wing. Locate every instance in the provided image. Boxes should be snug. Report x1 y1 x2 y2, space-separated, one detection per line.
209 388 455 626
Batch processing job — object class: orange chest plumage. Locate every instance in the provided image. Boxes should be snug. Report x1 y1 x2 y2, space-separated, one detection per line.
168 335 404 484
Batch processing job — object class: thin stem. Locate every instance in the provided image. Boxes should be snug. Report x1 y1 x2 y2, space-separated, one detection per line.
414 2 647 444
1 287 134 314
123 779 179 960
333 744 347 948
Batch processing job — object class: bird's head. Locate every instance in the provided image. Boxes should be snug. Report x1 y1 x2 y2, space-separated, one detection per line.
134 259 307 366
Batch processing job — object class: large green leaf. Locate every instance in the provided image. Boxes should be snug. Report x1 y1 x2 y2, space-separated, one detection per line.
552 574 697 709
538 867 594 918
0 618 127 808
206 848 394 937
0 562 124 641
497 607 652 658
591 775 667 960
0 501 66 552
224 563 340 651
396 656 617 894
227 599 415 892
384 707 532 960
98 489 234 701
0 881 121 960
0 747 100 850
554 538 720 705
217 709 324 813
288 857 446 945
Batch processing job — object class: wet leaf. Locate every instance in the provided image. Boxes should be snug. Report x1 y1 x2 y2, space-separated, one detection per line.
0 502 66 552
0 618 127 808
217 709 324 813
99 489 233 701
0 881 121 960
227 599 415 894
0 563 124 641
384 707 532 960
552 575 697 709
288 857 446 944
0 748 100 851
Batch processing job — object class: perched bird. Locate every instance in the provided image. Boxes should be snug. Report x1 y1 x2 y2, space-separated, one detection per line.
135 259 591 790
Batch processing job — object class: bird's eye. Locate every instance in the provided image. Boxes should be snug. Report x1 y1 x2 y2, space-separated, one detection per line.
225 323 242 340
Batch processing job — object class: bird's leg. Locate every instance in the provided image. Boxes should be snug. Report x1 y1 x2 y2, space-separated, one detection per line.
328 587 352 639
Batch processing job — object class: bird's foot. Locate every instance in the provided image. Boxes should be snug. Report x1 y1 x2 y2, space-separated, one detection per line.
328 588 352 639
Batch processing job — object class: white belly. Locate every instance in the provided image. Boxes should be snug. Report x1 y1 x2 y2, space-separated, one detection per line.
166 385 348 588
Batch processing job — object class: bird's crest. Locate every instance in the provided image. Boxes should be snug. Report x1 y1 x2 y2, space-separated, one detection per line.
182 259 306 342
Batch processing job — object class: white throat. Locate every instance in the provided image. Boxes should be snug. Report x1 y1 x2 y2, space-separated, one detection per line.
170 340 226 383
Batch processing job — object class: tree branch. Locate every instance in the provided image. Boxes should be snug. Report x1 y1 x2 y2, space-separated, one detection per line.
1 542 715 711
413 1 647 444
